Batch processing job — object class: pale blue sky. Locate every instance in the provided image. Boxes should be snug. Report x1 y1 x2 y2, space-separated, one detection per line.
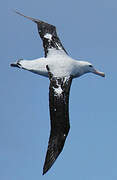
1 0 117 179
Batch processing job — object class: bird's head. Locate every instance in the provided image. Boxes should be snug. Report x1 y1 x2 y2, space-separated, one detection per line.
78 61 105 77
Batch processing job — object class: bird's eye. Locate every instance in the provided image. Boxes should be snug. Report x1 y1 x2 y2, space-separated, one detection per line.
89 65 93 67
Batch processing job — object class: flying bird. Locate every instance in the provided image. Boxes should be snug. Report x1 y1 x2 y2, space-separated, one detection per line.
11 11 105 175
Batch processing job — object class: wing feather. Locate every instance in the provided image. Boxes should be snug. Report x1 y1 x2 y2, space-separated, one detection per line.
43 66 72 175
15 11 68 57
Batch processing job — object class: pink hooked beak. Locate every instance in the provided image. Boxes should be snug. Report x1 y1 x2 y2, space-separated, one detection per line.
93 69 105 77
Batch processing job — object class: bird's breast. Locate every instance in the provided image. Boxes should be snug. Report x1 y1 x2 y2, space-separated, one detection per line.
47 56 74 77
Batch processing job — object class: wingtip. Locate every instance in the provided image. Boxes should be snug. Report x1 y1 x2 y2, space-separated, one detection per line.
42 167 49 175
13 9 40 23
42 164 49 175
42 170 46 175
12 9 19 14
12 9 23 16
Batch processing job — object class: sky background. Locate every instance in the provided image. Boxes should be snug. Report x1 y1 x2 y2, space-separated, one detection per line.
1 0 117 179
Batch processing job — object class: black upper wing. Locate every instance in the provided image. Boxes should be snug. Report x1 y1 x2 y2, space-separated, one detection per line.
43 66 72 175
15 11 68 57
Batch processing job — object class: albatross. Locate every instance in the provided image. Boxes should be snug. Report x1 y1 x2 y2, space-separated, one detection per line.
11 11 105 175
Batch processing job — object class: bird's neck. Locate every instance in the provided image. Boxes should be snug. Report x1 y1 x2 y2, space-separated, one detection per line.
73 60 89 78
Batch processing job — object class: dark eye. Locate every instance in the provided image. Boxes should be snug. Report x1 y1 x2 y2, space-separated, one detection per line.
89 65 93 67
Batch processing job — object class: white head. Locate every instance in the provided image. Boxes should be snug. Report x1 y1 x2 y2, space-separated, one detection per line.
78 61 105 77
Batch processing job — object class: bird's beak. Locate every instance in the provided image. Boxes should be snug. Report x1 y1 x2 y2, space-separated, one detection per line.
93 69 105 77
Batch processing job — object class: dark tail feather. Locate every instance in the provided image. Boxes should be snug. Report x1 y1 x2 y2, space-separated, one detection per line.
10 60 22 68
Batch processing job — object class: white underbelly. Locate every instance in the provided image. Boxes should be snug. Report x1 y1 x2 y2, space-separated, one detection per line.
23 55 78 78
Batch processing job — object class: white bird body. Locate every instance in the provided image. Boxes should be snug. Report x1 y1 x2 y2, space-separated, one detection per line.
17 50 97 78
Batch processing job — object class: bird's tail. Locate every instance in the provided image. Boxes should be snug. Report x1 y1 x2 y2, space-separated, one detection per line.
10 59 23 68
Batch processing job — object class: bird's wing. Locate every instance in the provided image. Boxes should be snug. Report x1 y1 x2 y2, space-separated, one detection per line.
15 11 68 57
43 65 72 175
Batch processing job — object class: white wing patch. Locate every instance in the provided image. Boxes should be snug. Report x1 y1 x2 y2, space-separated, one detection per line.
53 76 71 96
44 33 52 40
54 85 63 96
